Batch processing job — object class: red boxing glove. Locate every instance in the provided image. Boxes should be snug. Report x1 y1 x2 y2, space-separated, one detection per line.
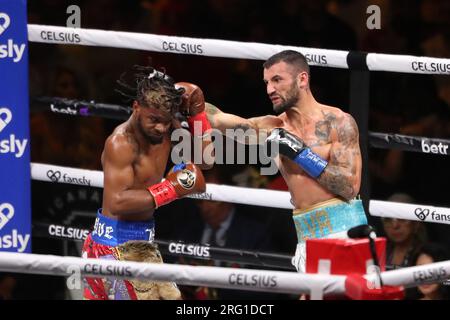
147 162 206 208
175 82 212 136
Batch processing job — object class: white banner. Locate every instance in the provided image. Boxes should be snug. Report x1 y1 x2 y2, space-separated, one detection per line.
27 24 348 68
367 53 450 75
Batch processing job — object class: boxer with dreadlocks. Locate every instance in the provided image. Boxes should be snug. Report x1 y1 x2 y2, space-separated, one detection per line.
82 65 213 300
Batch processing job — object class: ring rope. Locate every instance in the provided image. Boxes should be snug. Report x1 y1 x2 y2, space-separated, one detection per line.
1 251 449 294
33 96 450 157
28 24 450 75
32 221 295 270
28 25 349 69
367 260 450 288
31 162 450 224
0 252 345 296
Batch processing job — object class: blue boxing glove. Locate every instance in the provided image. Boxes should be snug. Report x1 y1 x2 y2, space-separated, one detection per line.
266 128 328 178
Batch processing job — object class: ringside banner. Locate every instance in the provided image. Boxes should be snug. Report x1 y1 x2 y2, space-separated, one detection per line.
0 0 31 253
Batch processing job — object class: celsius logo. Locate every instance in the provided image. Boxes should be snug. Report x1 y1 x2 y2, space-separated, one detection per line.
0 203 14 230
0 107 12 132
0 13 11 36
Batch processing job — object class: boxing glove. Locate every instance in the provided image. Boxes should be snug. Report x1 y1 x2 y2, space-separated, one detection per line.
147 162 206 208
175 82 211 136
266 128 328 178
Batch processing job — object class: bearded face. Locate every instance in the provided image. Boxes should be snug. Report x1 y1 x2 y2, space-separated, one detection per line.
135 103 172 145
271 80 300 114
263 61 304 114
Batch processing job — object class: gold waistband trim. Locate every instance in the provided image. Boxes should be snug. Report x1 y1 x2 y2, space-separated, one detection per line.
293 198 344 216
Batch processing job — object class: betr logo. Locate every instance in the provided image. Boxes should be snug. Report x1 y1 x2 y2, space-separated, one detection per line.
421 140 448 155
0 203 14 230
0 108 12 132
0 13 11 36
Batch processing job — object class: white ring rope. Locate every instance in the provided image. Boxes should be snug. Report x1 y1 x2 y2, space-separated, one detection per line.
28 25 450 75
31 162 450 224
0 252 345 296
1 251 449 295
367 259 450 288
370 200 450 225
28 25 348 69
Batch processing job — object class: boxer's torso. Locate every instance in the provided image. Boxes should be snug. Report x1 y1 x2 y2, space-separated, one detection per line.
259 104 346 210
101 122 171 221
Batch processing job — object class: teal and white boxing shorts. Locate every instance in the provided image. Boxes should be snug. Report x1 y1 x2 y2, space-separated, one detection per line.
291 198 367 272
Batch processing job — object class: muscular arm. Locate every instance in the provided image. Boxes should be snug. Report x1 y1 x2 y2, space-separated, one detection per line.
317 114 362 200
102 135 156 217
205 102 277 143
194 134 215 170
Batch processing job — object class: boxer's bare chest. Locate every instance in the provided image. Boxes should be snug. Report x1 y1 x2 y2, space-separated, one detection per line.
132 138 171 187
280 120 333 176
268 110 338 169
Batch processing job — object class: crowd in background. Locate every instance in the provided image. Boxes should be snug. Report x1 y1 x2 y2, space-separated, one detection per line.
5 0 449 299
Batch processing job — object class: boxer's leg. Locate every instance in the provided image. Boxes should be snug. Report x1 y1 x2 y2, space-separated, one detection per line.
116 241 182 300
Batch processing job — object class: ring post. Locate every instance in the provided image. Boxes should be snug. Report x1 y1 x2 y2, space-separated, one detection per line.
347 52 371 217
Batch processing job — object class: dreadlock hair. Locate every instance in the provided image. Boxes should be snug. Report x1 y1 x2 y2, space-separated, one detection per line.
116 65 185 117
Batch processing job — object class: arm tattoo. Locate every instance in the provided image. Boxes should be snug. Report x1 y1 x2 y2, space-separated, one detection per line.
318 153 356 200
317 113 360 200
314 112 336 143
205 103 221 127
205 103 221 115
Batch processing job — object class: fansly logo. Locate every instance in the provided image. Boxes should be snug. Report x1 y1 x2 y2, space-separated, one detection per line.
46 169 91 186
414 208 450 223
0 203 30 252
0 107 28 158
0 13 26 63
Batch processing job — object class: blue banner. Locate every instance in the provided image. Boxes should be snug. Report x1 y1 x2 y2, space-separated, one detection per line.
0 0 31 253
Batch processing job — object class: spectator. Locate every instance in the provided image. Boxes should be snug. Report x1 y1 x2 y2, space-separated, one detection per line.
0 273 16 300
382 193 427 270
413 243 450 300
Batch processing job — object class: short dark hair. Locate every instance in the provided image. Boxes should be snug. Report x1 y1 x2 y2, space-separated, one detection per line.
263 50 310 75
117 65 184 116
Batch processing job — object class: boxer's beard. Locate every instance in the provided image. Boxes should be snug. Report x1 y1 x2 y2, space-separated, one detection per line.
147 134 164 145
273 82 300 115
138 122 165 145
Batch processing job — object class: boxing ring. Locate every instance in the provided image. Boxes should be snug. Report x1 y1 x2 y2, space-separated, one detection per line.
1 22 450 299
